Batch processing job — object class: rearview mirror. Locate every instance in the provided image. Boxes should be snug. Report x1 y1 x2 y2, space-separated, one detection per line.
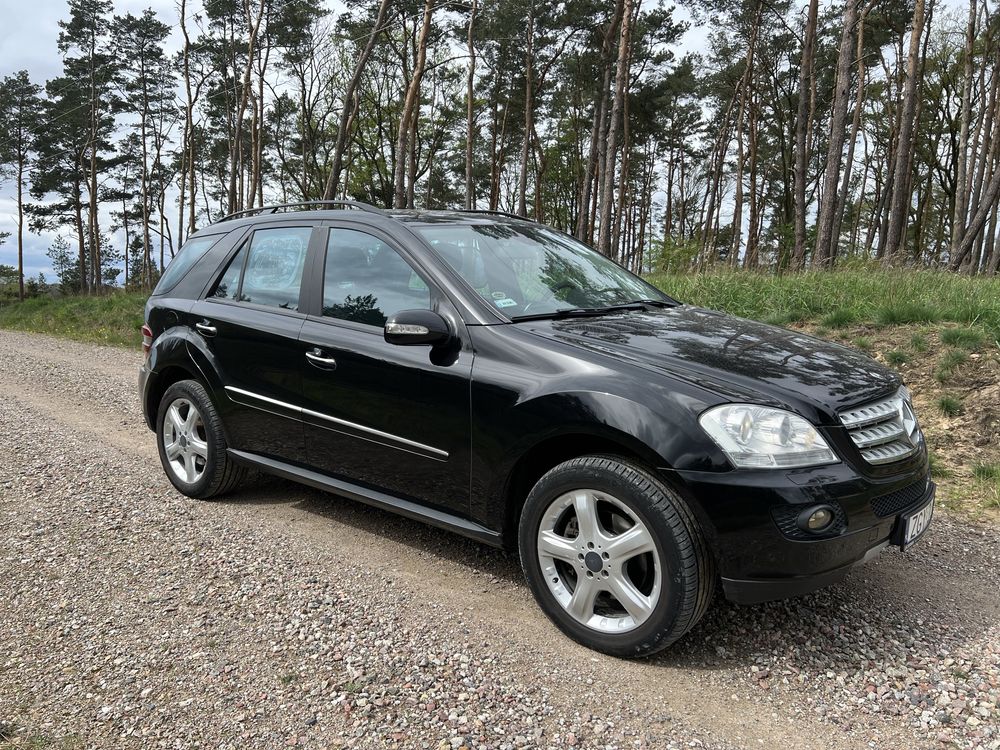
384 309 451 346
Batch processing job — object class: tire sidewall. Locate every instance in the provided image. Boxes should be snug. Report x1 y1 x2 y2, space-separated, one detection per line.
519 458 694 658
155 380 223 498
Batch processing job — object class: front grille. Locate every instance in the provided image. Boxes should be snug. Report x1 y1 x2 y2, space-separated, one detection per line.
871 477 930 517
839 390 922 465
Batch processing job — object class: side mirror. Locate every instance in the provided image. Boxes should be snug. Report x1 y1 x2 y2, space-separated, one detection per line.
384 309 451 346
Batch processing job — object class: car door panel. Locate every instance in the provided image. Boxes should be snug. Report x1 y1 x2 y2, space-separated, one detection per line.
296 225 473 516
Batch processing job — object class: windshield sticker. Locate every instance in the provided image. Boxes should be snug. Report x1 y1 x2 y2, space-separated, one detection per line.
491 291 506 299
494 297 518 308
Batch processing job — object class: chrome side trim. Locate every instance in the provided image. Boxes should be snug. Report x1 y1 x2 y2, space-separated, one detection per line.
224 385 449 460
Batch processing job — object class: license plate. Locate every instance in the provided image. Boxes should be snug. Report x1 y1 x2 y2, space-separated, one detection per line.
899 495 934 550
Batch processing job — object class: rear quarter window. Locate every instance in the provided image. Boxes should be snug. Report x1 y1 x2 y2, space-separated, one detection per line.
153 235 223 295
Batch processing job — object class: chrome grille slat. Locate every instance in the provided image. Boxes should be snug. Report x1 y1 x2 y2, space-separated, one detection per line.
839 390 922 466
851 421 909 448
839 399 899 428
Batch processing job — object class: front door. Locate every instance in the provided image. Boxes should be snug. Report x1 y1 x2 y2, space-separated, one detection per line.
296 225 472 516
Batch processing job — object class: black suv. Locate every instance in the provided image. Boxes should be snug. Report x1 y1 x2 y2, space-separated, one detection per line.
140 201 934 657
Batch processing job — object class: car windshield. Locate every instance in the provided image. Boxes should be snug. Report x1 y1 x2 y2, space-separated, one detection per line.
413 222 673 319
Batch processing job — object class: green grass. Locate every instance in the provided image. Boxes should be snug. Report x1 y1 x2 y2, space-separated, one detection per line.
851 336 872 351
0 292 146 348
973 463 1000 481
820 308 857 328
935 349 971 382
648 268 1000 338
939 326 986 350
928 452 951 479
909 332 929 352
874 302 940 325
885 350 908 365
936 394 964 417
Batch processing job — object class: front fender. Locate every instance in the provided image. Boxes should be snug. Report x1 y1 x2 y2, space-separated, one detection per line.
471 386 727 533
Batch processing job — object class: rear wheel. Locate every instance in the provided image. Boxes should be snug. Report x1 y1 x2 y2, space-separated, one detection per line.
518 455 715 657
156 379 245 499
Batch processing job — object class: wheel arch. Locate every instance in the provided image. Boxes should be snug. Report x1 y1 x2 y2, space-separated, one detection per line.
500 430 663 549
145 327 224 431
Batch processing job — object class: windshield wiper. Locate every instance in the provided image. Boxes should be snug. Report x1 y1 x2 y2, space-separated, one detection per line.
620 298 676 308
510 307 611 322
510 299 674 322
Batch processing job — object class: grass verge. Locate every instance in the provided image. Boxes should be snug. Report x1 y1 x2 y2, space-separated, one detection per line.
0 292 146 349
648 269 1000 339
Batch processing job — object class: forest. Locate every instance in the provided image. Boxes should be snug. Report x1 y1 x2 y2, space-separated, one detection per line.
1 0 1000 301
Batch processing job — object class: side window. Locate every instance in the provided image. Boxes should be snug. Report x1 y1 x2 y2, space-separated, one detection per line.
211 226 311 310
153 234 221 294
322 229 430 327
212 244 247 300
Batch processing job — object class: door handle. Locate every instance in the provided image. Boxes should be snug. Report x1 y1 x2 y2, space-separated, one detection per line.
305 349 337 370
195 321 217 337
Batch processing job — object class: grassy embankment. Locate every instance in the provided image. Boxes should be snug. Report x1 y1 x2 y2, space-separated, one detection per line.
1 271 997 515
0 291 147 348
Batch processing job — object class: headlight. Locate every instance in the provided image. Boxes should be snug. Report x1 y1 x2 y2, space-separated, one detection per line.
698 404 839 469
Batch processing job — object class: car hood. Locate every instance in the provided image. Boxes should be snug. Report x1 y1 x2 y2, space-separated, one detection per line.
518 305 900 423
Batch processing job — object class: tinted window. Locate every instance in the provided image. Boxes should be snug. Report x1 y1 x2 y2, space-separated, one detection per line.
229 227 311 310
153 235 221 294
322 229 430 327
211 244 247 300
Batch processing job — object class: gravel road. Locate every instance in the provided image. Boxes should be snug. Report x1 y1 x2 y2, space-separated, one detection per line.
1 329 998 750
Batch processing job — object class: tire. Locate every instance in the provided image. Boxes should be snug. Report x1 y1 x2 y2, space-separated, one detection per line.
155 379 245 499
518 455 715 658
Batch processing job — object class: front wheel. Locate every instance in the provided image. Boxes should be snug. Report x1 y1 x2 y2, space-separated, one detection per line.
156 379 245 499
518 455 715 657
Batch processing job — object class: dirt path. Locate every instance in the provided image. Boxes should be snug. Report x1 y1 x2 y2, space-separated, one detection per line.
1 329 997 750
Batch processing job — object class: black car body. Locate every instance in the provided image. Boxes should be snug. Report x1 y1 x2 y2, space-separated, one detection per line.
140 202 934 656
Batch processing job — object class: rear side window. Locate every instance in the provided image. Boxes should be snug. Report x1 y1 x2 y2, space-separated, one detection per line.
210 227 311 311
212 245 247 301
153 235 221 294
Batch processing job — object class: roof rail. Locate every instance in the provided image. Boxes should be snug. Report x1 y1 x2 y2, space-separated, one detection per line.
217 200 384 223
454 209 535 222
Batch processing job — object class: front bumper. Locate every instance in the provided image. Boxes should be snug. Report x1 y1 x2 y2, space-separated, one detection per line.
672 454 933 605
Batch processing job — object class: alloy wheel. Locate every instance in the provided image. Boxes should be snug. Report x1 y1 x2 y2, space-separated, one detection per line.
537 489 662 633
161 397 209 484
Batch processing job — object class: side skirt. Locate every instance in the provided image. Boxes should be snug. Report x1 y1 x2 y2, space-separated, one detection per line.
227 449 503 548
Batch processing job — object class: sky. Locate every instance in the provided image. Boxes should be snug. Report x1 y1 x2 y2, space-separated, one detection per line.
0 0 182 281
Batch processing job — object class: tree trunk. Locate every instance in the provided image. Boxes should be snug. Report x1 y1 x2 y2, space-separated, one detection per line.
16 153 25 300
813 0 859 267
792 0 819 270
948 0 978 259
322 0 392 200
464 0 477 210
392 0 433 208
884 0 927 263
516 4 535 216
597 0 633 255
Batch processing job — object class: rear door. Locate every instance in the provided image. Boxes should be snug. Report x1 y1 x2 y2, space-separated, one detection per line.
296 224 473 516
189 222 322 461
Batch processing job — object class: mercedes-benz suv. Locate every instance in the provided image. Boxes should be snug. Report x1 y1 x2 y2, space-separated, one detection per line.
139 201 934 657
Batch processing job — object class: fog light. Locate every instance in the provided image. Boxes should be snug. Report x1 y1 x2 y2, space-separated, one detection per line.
796 505 836 533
